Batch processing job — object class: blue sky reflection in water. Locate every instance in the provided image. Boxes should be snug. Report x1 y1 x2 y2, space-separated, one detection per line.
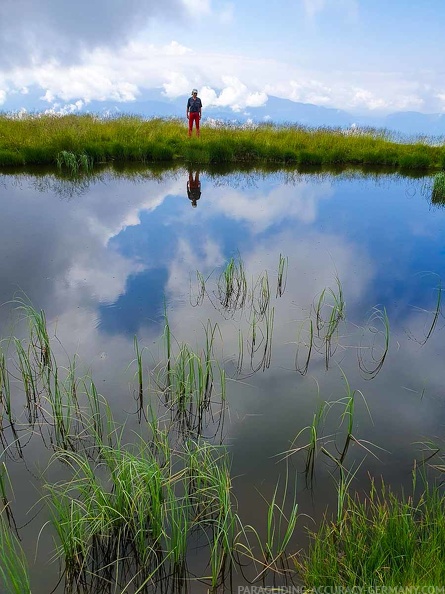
2 167 445 590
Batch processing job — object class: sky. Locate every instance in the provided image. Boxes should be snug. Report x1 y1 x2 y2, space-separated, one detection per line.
1 0 445 116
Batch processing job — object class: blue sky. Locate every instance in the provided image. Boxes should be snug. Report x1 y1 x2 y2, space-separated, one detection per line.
1 0 445 115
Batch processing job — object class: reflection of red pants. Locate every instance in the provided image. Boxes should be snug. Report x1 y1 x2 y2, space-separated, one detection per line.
188 112 200 136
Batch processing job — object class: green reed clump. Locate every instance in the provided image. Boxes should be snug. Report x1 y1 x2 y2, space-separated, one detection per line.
217 255 248 311
432 171 445 204
45 437 244 592
0 512 31 594
1 113 445 170
299 276 346 371
262 472 299 574
159 323 226 438
298 478 445 587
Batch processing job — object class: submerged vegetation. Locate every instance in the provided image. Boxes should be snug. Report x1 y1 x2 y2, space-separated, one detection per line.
0 113 445 172
1 251 445 592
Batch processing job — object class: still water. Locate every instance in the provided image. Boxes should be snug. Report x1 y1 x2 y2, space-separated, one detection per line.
1 165 445 592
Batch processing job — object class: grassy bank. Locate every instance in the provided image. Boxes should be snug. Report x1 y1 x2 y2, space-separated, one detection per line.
0 113 444 171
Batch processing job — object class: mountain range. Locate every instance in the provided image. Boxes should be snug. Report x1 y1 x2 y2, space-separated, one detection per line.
3 87 445 138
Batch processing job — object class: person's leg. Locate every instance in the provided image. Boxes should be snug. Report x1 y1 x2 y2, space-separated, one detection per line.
189 113 199 136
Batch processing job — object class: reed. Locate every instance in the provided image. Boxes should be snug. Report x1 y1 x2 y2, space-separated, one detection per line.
0 513 31 594
58 150 93 174
432 171 445 203
314 277 346 370
0 463 18 535
13 338 39 425
155 320 226 439
298 477 445 587
217 255 248 312
283 399 327 488
0 348 13 428
251 271 271 319
358 306 390 379
190 270 207 307
276 253 288 298
295 318 314 376
407 281 442 346
247 305 274 373
132 336 145 422
263 472 299 570
16 299 52 371
44 436 247 592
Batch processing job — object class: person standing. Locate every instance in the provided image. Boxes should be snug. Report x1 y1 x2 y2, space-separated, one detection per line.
187 89 202 137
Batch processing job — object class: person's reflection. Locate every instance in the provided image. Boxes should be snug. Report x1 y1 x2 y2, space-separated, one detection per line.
187 169 201 208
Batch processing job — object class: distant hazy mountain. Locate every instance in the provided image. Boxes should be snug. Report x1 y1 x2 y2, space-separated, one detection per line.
3 87 445 138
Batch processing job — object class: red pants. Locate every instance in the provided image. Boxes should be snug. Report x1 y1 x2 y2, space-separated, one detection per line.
188 112 200 136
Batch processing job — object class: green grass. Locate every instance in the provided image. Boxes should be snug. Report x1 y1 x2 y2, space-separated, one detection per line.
1 113 445 171
298 477 445 587
432 171 445 203
44 437 243 592
0 514 31 594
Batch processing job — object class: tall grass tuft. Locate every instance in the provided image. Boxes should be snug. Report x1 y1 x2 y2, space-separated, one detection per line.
298 477 445 587
217 255 248 312
432 171 445 204
0 513 31 594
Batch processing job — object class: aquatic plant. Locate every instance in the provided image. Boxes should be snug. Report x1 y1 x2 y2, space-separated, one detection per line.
217 255 248 312
0 513 31 594
276 253 288 298
44 437 247 593
295 318 314 376
406 280 442 346
432 171 445 203
297 476 445 587
56 150 93 175
358 305 390 379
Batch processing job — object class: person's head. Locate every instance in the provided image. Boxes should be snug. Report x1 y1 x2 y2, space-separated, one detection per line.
191 200 197 208
192 89 198 97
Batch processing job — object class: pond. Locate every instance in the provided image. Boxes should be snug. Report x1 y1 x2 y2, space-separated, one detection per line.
0 165 445 593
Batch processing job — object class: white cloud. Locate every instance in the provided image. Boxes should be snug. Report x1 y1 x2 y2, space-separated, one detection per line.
349 89 390 111
205 76 268 111
44 100 85 115
207 179 334 233
218 2 235 24
303 0 327 18
302 0 358 22
0 34 443 116
435 93 445 112
280 79 333 105
0 0 188 70
163 72 192 98
182 0 212 17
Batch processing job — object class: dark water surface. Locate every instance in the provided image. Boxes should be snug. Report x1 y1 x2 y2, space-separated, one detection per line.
1 166 445 592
